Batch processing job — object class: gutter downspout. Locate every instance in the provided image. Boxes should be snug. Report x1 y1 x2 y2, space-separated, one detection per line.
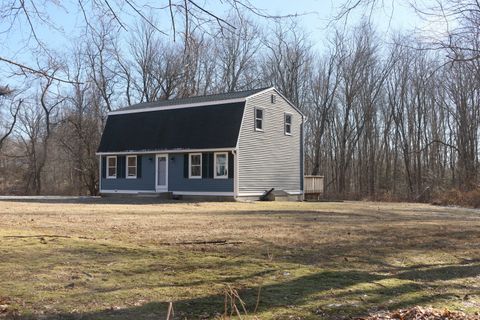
233 149 239 198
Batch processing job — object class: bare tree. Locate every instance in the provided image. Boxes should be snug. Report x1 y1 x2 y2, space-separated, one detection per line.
56 49 102 195
305 48 341 176
0 94 22 152
16 67 64 195
84 19 120 113
129 19 165 103
214 13 261 92
261 20 313 107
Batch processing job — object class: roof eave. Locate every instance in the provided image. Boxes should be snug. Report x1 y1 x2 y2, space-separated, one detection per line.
108 97 247 116
96 147 237 156
106 87 304 118
245 87 306 118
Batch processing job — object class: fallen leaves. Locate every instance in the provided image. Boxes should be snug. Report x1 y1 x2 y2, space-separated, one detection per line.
357 306 480 320
0 297 19 318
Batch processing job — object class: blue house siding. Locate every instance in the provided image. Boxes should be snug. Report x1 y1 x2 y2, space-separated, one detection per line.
101 155 156 191
100 153 233 193
168 153 234 192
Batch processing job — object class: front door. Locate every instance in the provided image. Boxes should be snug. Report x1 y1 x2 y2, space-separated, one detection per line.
155 154 168 192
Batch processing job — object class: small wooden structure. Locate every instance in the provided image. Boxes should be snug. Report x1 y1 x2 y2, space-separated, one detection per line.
304 175 324 200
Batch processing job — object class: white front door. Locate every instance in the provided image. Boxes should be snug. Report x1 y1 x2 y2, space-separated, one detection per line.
155 154 168 192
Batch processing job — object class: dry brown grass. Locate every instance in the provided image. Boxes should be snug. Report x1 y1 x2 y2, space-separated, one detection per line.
0 200 479 319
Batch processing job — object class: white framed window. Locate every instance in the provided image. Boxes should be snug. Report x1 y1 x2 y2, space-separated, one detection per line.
106 156 117 179
126 155 137 179
189 153 202 179
214 152 228 179
254 107 264 131
285 113 292 135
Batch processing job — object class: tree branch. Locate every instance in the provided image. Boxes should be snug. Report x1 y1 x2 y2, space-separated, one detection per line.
0 56 79 84
125 0 168 36
187 0 236 30
0 99 22 150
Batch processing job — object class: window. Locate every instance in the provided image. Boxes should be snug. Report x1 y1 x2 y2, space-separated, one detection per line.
255 108 264 131
214 152 228 179
107 156 117 179
126 155 137 178
285 113 292 135
189 153 202 179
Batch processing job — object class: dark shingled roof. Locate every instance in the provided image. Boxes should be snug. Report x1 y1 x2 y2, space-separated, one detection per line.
97 102 245 152
116 87 270 112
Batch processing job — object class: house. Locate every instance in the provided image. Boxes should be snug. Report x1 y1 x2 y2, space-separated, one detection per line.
96 87 305 200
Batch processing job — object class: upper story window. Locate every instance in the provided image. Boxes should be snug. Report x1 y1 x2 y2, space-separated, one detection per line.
189 153 202 179
126 155 137 178
107 156 117 179
214 152 228 179
285 113 292 135
254 108 264 131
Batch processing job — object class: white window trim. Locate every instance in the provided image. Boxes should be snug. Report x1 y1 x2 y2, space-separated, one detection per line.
126 155 137 179
254 107 264 132
214 152 228 179
189 153 202 179
106 156 117 179
285 113 292 136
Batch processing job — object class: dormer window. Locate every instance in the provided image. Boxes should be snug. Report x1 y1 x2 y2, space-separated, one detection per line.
255 108 264 131
285 113 292 135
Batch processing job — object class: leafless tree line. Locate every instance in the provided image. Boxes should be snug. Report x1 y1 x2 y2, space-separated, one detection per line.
0 1 479 199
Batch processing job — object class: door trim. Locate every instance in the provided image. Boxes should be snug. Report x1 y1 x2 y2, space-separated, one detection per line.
155 154 168 192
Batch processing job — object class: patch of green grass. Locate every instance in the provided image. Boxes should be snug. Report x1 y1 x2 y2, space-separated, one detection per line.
0 201 479 319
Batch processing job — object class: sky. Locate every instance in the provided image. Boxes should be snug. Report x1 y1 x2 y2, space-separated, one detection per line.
248 0 420 36
0 0 438 81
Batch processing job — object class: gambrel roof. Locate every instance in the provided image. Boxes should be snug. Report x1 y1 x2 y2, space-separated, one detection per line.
97 87 303 154
113 87 269 114
97 102 245 153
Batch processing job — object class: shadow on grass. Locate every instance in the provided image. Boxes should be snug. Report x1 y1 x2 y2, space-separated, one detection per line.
3 201 480 319
9 261 479 320
249 225 480 267
398 262 480 281
9 270 379 320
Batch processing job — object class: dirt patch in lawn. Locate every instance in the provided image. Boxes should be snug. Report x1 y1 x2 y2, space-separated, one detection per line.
0 200 479 319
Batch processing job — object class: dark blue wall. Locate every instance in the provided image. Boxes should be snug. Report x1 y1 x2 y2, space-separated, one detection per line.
101 155 155 191
100 153 233 193
168 153 234 192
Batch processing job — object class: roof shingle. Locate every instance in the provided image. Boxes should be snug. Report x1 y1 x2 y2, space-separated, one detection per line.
116 87 270 112
97 102 245 153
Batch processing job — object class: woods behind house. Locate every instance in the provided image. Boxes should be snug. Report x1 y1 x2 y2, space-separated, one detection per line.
0 1 479 201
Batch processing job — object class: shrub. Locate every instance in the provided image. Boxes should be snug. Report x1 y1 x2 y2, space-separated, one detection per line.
432 188 480 208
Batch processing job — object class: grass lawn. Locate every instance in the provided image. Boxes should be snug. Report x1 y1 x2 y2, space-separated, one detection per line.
0 200 479 319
